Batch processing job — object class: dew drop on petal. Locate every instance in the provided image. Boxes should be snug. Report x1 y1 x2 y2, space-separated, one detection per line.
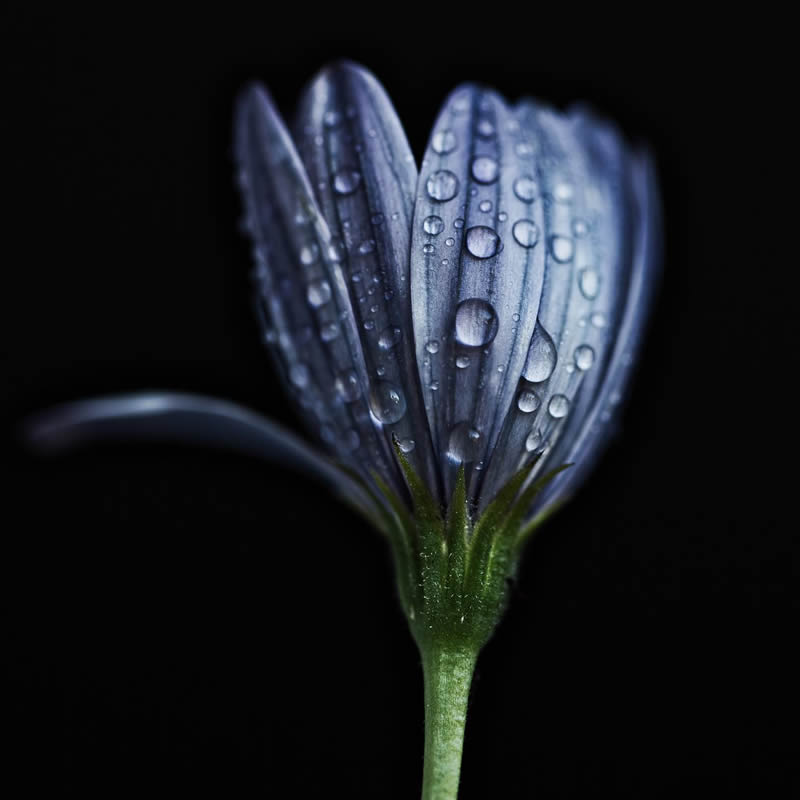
549 236 574 263
320 323 340 342
572 218 589 237
445 237 455 247
479 199 493 213
574 344 595 371
579 268 600 299
289 363 310 388
334 369 361 403
358 239 376 255
369 381 407 424
432 129 458 154
591 311 607 328
525 429 543 452
513 176 538 202
554 181 574 202
423 215 445 235
453 217 465 229
425 339 440 354
454 299 499 347
332 169 361 195
548 394 570 418
476 118 495 138
398 437 416 454
471 155 499 184
465 226 500 259
447 422 482 463
455 354 471 369
422 243 435 255
426 170 460 202
299 243 319 265
512 219 539 248
517 388 540 413
522 323 557 382
378 326 402 350
323 109 342 128
306 279 331 308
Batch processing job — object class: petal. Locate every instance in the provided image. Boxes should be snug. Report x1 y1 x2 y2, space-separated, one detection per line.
24 392 380 516
477 100 637 507
410 87 547 502
291 61 440 499
234 83 403 495
531 143 662 516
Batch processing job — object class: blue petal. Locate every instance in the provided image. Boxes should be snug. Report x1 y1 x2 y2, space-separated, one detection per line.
292 61 440 500
234 83 405 496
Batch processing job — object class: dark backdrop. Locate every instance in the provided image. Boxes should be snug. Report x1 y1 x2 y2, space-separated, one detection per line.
3 8 794 798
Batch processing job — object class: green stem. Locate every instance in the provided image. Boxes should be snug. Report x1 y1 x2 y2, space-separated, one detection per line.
420 643 478 800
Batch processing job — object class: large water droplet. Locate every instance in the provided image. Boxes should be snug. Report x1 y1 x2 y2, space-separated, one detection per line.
378 326 402 350
423 215 445 235
369 382 407 424
447 422 482 464
432 129 457 154
579 268 600 299
517 388 540 413
549 235 574 263
548 394 570 418
289 363 310 388
465 226 500 259
512 219 539 248
513 176 538 202
525 429 543 452
306 279 331 308
332 169 361 195
574 344 595 371
471 156 499 184
454 299 499 347
522 323 557 382
335 369 361 403
426 170 460 202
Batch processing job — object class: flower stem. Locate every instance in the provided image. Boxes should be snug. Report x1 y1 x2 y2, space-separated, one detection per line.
420 643 477 800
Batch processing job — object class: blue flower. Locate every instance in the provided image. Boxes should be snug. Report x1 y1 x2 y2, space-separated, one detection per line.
27 61 661 799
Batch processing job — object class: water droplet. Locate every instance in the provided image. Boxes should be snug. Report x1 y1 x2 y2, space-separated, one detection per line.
554 181 574 202
447 422 482 463
456 354 471 369
497 211 508 222
454 217 465 229
465 226 500 259
432 129 457 154
512 219 539 248
430 380 440 391
289 363 310 388
579 268 600 299
591 311 607 328
454 298 499 347
398 438 416 454
335 369 361 403
479 199 493 213
423 243 435 255
425 339 440 354
358 239 376 255
320 323 339 342
471 156 499 184
548 394 570 418
371 212 385 226
572 218 589 237
476 118 495 138
445 237 455 247
517 388 540 413
549 235 574 263
299 243 319 265
516 141 534 158
327 241 344 262
323 109 342 128
574 344 595 371
369 382 407 424
378 326 401 350
523 323 557 382
306 279 331 308
332 169 361 195
525 429 543 452
426 170 459 202
423 215 445 235
513 176 538 202
363 319 375 331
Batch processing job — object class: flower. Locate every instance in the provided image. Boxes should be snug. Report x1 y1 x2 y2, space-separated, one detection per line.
27 61 661 800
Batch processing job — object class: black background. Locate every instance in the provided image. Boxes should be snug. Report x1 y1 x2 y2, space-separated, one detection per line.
3 8 795 798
